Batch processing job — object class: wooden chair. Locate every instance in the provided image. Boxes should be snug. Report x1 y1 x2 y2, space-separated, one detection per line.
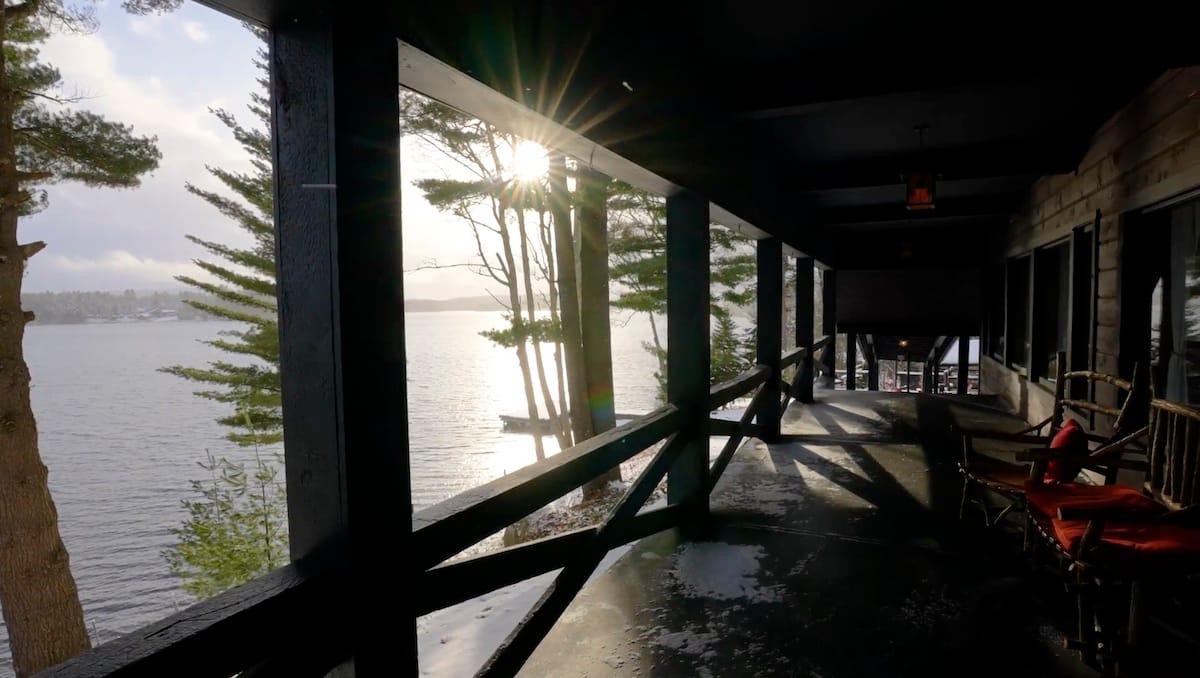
955 354 1148 536
1039 398 1200 673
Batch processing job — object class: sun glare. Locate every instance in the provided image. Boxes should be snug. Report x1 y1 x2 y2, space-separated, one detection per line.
511 140 549 182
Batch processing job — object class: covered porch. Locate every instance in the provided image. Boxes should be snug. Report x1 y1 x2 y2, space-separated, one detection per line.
524 391 1097 677
38 1 1200 677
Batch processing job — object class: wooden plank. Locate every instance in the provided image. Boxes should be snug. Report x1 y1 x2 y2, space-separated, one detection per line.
708 365 769 410
781 346 806 370
412 405 682 570
820 270 837 388
846 332 857 391
708 386 768 492
757 238 783 440
795 257 815 403
666 190 711 512
270 11 344 569
38 563 345 678
478 434 689 677
957 334 970 395
415 505 682 617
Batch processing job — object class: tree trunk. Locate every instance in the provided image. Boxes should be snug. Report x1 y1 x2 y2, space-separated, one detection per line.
0 6 91 675
487 131 545 461
548 155 593 449
516 208 569 451
577 169 621 499
538 207 572 448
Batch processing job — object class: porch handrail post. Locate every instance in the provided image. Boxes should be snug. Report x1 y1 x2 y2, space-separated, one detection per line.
795 257 815 402
820 269 838 388
958 334 971 395
272 19 415 676
665 190 711 519
757 238 783 441
846 332 858 391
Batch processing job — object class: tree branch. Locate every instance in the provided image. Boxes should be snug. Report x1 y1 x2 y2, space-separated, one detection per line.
19 241 45 260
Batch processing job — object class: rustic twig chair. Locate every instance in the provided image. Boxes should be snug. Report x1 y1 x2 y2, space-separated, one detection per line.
955 354 1148 537
1038 397 1200 673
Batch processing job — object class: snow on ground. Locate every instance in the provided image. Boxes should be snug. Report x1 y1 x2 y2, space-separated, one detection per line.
417 545 632 676
669 542 780 602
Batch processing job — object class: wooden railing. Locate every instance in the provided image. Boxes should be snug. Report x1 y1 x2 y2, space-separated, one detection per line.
40 339 832 678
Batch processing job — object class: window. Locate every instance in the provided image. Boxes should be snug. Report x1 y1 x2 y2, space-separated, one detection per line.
1035 242 1070 380
1007 256 1031 368
986 264 1005 359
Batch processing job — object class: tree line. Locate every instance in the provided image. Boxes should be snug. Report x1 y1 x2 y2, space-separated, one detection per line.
21 290 225 324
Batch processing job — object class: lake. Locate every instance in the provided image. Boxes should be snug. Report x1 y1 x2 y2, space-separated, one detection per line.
0 312 662 675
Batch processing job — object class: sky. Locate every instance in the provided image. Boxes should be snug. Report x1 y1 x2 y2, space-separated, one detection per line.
22 1 493 300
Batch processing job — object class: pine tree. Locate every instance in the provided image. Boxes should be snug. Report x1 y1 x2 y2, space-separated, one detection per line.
0 3 162 674
608 183 757 401
160 32 287 598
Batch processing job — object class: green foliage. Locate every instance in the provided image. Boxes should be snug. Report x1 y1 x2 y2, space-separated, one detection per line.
480 315 561 348
608 183 758 400
162 33 287 599
164 443 287 600
6 9 161 216
160 41 280 449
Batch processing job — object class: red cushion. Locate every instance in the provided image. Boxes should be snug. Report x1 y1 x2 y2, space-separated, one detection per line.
1045 419 1088 483
1024 482 1165 519
1051 519 1200 572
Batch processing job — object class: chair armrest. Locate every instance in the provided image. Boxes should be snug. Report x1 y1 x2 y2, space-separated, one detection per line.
1058 505 1150 521
1082 459 1148 473
1015 448 1068 462
1157 505 1200 527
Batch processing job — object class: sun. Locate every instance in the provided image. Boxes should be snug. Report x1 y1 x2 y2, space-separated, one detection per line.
511 140 549 182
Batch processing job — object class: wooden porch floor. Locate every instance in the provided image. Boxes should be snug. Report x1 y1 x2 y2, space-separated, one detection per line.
519 391 1196 677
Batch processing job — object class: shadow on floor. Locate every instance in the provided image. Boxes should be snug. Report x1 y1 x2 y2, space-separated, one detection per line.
519 392 1196 677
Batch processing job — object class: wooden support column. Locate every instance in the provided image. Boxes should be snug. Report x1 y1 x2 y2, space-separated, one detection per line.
795 257 815 403
958 334 971 395
846 333 857 391
665 190 710 518
272 19 415 676
868 359 880 391
757 239 783 440
820 269 837 388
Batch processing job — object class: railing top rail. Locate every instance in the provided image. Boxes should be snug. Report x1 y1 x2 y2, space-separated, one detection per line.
780 346 806 369
709 365 770 410
412 404 682 569
1063 369 1133 392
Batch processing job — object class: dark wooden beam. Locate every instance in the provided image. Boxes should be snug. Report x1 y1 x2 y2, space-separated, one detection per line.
770 137 1088 192
757 238 783 440
665 190 711 517
812 194 1022 227
39 560 346 678
846 332 857 391
272 17 414 677
413 405 682 570
820 269 837 389
795 257 815 403
709 365 770 410
958 334 970 395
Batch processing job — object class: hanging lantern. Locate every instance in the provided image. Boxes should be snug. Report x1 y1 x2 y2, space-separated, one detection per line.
906 171 935 210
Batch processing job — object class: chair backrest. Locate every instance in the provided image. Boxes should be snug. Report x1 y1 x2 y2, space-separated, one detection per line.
1147 398 1200 510
1052 352 1149 440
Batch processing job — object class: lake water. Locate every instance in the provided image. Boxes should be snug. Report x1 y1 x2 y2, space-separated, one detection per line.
0 312 662 674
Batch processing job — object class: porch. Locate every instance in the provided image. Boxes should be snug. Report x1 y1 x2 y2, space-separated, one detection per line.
522 392 1193 677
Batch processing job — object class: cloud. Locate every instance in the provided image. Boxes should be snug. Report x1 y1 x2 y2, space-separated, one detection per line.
129 15 162 38
182 21 210 44
34 251 200 290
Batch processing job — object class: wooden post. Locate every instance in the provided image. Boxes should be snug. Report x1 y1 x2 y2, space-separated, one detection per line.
846 332 857 391
665 190 710 517
868 359 880 391
757 239 783 440
795 257 815 403
820 269 837 388
272 19 415 676
958 334 970 395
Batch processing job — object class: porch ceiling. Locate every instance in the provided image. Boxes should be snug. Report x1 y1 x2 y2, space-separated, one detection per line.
206 0 1198 265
